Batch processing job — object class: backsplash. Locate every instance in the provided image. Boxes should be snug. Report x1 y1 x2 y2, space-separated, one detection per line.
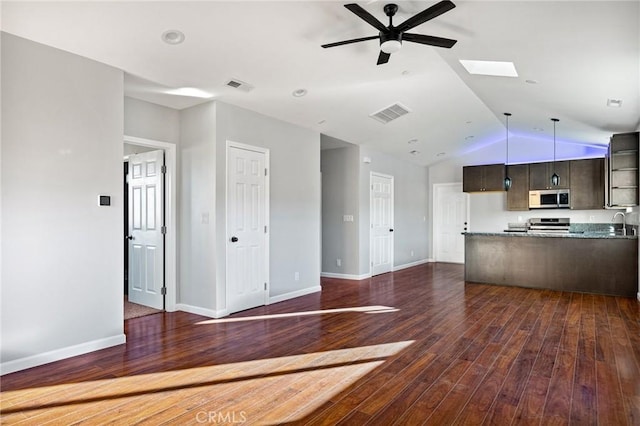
571 222 639 235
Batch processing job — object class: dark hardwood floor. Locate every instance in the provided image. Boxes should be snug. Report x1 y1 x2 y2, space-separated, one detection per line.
1 263 639 425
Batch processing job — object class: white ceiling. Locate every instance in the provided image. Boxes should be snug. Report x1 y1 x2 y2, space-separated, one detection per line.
2 1 639 166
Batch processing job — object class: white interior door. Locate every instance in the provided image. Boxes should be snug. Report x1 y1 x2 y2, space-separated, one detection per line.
434 183 468 264
227 144 268 314
128 150 164 310
371 173 394 276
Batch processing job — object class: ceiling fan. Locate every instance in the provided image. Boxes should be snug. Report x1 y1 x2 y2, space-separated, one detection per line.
322 1 457 65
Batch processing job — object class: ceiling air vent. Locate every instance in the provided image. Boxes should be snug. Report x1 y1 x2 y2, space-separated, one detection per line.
369 102 411 124
225 78 254 93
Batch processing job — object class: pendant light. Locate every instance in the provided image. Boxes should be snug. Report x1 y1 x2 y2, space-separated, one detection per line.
551 118 559 186
504 113 512 190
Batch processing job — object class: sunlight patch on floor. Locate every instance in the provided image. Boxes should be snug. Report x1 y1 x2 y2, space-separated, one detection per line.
0 340 414 424
195 305 399 324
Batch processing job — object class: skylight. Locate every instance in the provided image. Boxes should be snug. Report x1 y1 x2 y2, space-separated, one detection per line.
459 60 518 77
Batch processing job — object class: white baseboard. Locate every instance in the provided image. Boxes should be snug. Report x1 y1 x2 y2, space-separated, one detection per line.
393 258 432 272
269 286 322 305
176 303 228 319
320 272 372 280
0 334 126 376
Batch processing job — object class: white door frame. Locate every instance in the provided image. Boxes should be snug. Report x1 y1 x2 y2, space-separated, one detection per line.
432 182 469 263
124 135 177 312
225 140 270 309
370 171 394 276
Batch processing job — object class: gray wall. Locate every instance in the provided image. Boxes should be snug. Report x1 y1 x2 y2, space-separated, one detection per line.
321 142 360 275
124 96 180 144
179 101 217 311
359 146 430 274
1 33 125 373
215 102 321 303
320 137 430 277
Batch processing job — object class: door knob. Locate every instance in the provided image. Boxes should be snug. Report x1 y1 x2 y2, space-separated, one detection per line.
125 235 133 240
389 229 394 232
230 236 239 243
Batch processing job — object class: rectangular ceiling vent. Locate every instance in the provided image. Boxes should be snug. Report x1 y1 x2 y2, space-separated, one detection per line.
369 102 411 124
225 78 254 92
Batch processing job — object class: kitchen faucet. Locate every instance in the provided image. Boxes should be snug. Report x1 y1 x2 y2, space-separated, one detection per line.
612 211 626 235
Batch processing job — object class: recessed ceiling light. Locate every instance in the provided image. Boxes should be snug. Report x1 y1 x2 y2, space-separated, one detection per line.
466 121 472 124
165 87 212 98
402 70 411 76
525 79 538 84
459 60 518 77
292 89 307 97
409 150 420 155
161 30 185 45
607 99 622 108
408 139 418 144
465 135 474 140
318 119 326 125
436 152 446 157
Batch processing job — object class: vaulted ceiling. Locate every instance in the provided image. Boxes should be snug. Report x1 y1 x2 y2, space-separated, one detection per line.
2 1 638 166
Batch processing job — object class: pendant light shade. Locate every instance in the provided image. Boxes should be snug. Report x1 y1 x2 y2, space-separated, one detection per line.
551 118 559 186
504 112 512 191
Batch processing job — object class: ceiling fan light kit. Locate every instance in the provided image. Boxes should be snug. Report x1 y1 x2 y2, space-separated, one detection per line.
322 0 457 65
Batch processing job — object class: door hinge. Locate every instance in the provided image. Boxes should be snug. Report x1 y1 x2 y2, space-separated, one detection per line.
265 168 268 176
264 283 267 290
161 287 167 295
264 225 267 233
161 165 167 174
161 226 167 234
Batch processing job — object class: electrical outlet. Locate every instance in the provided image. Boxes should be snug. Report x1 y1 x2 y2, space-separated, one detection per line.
411 250 414 257
201 213 209 224
589 215 595 222
336 259 342 267
294 272 299 281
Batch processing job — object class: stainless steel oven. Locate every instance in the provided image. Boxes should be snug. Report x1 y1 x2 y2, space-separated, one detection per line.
529 189 570 209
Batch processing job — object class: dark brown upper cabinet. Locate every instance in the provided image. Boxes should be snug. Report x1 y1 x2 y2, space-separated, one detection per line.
570 158 604 210
607 132 639 208
463 164 506 193
506 164 530 211
529 161 570 190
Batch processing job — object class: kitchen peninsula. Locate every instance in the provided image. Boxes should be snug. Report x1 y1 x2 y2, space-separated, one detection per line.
464 231 638 297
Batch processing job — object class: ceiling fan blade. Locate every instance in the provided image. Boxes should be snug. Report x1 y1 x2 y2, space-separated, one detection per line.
322 35 380 48
377 51 391 65
395 0 456 33
344 3 388 33
403 33 457 48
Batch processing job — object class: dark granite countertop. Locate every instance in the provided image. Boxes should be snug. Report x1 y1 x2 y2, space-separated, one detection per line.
463 231 637 240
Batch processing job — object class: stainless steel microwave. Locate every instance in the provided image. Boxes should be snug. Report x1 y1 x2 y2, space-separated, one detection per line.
529 189 570 209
